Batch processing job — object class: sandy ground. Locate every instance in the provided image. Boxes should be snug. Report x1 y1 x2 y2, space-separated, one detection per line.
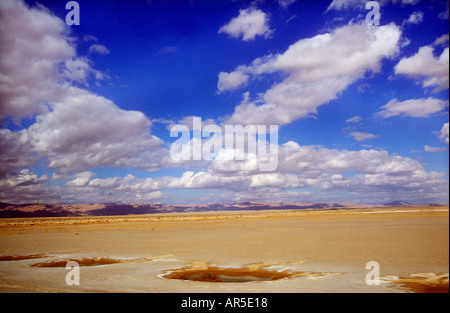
0 206 448 293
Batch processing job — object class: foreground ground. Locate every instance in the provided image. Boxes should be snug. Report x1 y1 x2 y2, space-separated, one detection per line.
0 206 448 293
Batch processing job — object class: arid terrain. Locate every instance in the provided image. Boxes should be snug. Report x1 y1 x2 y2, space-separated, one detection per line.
0 205 448 293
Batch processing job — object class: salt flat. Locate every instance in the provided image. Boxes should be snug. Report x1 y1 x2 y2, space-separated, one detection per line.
0 206 448 293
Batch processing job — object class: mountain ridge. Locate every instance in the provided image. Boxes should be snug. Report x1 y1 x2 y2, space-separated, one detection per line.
0 201 434 218
383 200 412 206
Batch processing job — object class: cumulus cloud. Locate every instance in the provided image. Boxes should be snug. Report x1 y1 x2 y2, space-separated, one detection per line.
440 122 449 144
166 142 448 203
327 0 422 11
167 171 249 191
326 0 367 11
395 45 449 91
0 128 35 178
220 22 401 125
0 169 51 203
88 44 110 55
423 145 448 152
434 34 449 46
63 57 93 83
0 0 74 119
0 0 170 178
350 132 379 142
405 11 424 25
88 174 163 193
277 0 297 9
217 71 249 93
269 143 448 204
439 7 449 20
218 8 273 41
346 116 362 123
0 169 47 188
273 142 424 176
0 0 110 121
71 174 163 203
66 172 96 187
2 137 448 204
146 140 447 203
25 88 164 174
207 141 424 178
377 97 448 118
0 171 164 204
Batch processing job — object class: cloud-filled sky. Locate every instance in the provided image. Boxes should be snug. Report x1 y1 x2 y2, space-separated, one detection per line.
0 0 448 205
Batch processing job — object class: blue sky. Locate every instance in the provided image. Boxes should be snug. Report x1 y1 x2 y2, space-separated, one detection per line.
0 0 448 205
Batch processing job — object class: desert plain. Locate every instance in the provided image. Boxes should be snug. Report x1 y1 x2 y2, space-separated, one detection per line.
0 206 448 293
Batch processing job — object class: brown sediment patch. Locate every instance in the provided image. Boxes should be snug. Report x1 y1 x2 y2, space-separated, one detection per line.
0 254 48 261
160 261 341 283
31 257 122 267
30 255 163 268
162 267 293 282
382 273 449 293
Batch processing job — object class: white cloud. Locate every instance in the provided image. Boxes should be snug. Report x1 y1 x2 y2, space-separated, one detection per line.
423 145 447 152
395 46 449 91
277 0 297 9
2 138 448 204
400 37 411 48
0 1 169 177
88 44 110 55
326 0 366 11
249 173 300 188
141 141 448 202
63 57 92 83
60 140 441 200
346 116 362 123
0 169 47 188
440 122 449 144
0 0 75 120
218 8 273 41
0 128 36 178
439 7 449 20
406 11 424 24
0 171 165 204
88 174 163 193
0 0 109 121
182 142 448 203
167 171 248 190
268 24 400 81
26 88 164 174
433 34 449 47
350 132 379 142
221 22 401 125
209 141 425 177
271 142 447 203
327 0 422 11
377 97 448 118
217 71 249 93
66 172 96 187
82 34 98 42
0 169 52 203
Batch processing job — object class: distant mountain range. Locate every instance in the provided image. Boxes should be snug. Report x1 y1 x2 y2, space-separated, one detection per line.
0 201 368 218
0 200 431 218
383 201 412 206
